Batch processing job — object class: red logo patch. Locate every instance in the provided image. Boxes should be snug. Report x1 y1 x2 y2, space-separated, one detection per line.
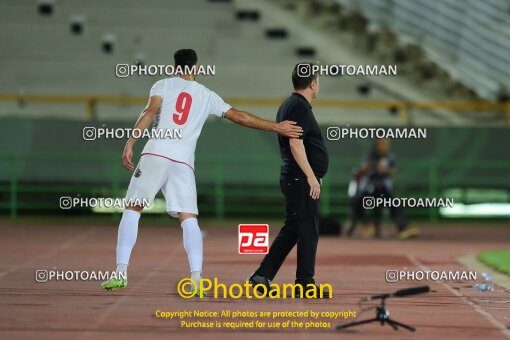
238 224 269 254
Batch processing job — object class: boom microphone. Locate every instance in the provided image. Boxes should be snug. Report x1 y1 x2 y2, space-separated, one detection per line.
393 286 430 297
361 286 429 302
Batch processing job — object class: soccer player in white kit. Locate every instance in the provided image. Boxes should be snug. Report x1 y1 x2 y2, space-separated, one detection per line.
101 49 303 295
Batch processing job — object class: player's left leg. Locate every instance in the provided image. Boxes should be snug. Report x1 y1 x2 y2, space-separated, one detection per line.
101 205 143 291
102 155 169 291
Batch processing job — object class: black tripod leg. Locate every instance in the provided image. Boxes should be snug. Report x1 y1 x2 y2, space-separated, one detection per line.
387 318 415 332
385 320 398 330
336 317 378 330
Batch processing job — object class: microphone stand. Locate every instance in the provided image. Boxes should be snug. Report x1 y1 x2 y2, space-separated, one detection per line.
336 295 416 332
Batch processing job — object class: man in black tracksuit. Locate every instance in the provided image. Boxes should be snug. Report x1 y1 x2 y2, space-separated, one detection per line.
249 63 329 296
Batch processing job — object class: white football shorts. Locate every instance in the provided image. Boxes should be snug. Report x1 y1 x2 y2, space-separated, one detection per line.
124 154 197 217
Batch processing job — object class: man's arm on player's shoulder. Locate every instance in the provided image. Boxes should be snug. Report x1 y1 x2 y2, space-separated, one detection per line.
289 138 320 200
122 96 162 170
223 108 302 138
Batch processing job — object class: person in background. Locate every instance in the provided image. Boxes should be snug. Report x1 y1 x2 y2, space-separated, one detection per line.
347 138 419 239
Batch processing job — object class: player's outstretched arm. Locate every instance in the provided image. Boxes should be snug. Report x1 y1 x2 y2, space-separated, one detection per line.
224 108 302 138
122 95 162 170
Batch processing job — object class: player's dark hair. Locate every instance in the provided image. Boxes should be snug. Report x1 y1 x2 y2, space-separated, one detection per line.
292 62 318 90
174 49 198 67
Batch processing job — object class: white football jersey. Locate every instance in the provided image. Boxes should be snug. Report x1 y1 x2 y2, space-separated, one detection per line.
141 77 231 169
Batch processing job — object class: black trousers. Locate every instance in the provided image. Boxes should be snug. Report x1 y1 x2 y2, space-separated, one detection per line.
255 175 319 283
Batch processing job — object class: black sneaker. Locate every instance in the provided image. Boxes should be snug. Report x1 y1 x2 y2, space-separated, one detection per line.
248 273 272 296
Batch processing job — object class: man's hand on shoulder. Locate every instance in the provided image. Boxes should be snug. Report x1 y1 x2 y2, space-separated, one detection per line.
275 120 303 139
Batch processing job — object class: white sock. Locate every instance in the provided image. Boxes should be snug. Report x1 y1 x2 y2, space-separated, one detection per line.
191 271 201 283
181 218 203 274
116 209 141 279
116 264 128 280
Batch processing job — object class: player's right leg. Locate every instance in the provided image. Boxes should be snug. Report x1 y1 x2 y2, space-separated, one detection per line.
178 212 207 297
102 155 169 291
161 162 205 297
